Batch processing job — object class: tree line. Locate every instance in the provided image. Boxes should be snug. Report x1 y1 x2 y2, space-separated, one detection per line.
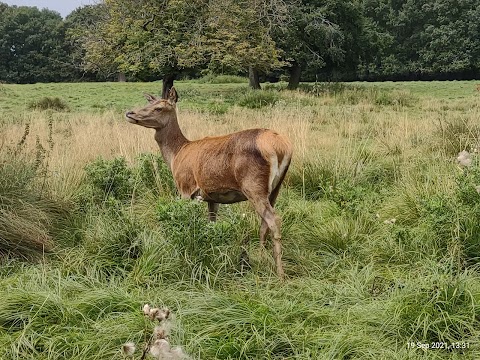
0 0 479 90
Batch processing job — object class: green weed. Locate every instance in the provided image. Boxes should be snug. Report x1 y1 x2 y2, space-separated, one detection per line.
237 90 280 109
27 97 69 111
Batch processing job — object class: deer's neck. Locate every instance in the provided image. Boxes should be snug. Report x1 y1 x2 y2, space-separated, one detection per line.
154 115 189 170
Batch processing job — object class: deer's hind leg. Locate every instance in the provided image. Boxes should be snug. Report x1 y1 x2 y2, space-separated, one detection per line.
243 190 284 280
259 164 289 248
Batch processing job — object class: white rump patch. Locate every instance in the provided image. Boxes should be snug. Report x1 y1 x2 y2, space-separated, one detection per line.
269 154 290 193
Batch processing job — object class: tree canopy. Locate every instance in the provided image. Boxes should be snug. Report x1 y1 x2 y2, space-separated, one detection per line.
0 4 73 83
0 0 479 85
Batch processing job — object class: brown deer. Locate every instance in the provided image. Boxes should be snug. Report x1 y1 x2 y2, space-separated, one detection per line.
125 87 292 279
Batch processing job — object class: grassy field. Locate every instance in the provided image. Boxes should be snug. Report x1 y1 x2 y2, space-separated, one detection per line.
1 78 480 359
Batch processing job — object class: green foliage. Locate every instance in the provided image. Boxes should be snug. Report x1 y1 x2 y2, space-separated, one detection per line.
288 153 397 215
27 97 70 111
81 209 143 275
83 157 134 203
237 90 279 109
197 74 248 84
81 0 286 81
359 0 480 80
0 153 69 258
335 87 417 106
299 81 348 96
298 82 418 107
0 5 75 83
0 0 479 84
274 0 365 86
134 153 177 197
156 199 252 281
81 154 177 205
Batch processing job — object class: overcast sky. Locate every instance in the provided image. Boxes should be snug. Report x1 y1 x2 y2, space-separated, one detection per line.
3 0 97 17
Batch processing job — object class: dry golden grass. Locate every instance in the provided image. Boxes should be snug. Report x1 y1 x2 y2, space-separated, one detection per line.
1 90 479 198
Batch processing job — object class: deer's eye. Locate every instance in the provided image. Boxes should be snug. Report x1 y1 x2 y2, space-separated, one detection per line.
154 107 163 112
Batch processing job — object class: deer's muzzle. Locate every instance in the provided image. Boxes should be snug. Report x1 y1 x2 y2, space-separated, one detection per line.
125 111 138 124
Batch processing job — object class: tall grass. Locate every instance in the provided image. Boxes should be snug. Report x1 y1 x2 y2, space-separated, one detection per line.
0 131 70 258
1 81 480 359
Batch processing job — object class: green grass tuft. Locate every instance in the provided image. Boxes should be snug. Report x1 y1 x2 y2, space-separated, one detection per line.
27 97 70 111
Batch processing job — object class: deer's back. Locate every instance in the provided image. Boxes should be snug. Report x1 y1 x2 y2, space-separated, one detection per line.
171 128 292 200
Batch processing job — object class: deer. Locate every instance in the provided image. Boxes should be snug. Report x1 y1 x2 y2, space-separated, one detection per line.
125 87 292 279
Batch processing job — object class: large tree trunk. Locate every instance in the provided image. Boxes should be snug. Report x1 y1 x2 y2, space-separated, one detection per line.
161 74 176 99
248 67 261 90
117 72 126 82
287 63 301 90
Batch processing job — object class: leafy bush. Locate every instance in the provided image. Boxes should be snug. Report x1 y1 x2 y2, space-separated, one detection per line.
288 156 395 213
83 157 134 203
237 90 279 109
27 97 69 111
300 84 418 107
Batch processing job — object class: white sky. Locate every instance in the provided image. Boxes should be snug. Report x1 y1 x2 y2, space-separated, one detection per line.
3 0 97 17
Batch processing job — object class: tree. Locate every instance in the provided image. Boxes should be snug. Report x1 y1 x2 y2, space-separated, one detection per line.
204 0 290 89
273 0 364 89
359 0 480 80
81 0 289 93
80 0 211 95
64 4 108 81
0 3 73 83
417 0 480 77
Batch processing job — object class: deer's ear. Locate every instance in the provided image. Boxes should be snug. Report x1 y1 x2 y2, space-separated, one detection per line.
144 93 158 103
167 87 179 104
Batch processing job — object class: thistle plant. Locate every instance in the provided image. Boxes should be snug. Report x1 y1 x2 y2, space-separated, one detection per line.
122 305 189 360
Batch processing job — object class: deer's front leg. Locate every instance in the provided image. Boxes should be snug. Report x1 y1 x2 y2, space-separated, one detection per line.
207 201 219 222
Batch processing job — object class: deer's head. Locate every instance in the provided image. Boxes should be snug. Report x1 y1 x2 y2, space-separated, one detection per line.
125 87 179 129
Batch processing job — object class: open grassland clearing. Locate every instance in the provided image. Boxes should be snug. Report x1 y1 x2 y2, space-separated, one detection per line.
1 79 480 359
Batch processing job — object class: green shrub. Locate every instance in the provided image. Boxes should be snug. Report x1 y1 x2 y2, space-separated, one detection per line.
27 97 69 111
288 156 394 213
326 86 417 107
83 157 134 203
237 90 279 109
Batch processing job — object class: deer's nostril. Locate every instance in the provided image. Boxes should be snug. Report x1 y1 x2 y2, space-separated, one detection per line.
126 111 134 116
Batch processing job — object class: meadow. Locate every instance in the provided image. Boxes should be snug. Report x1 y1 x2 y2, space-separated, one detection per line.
1 78 480 359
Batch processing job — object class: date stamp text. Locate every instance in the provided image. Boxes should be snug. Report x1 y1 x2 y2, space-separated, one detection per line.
407 342 470 350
